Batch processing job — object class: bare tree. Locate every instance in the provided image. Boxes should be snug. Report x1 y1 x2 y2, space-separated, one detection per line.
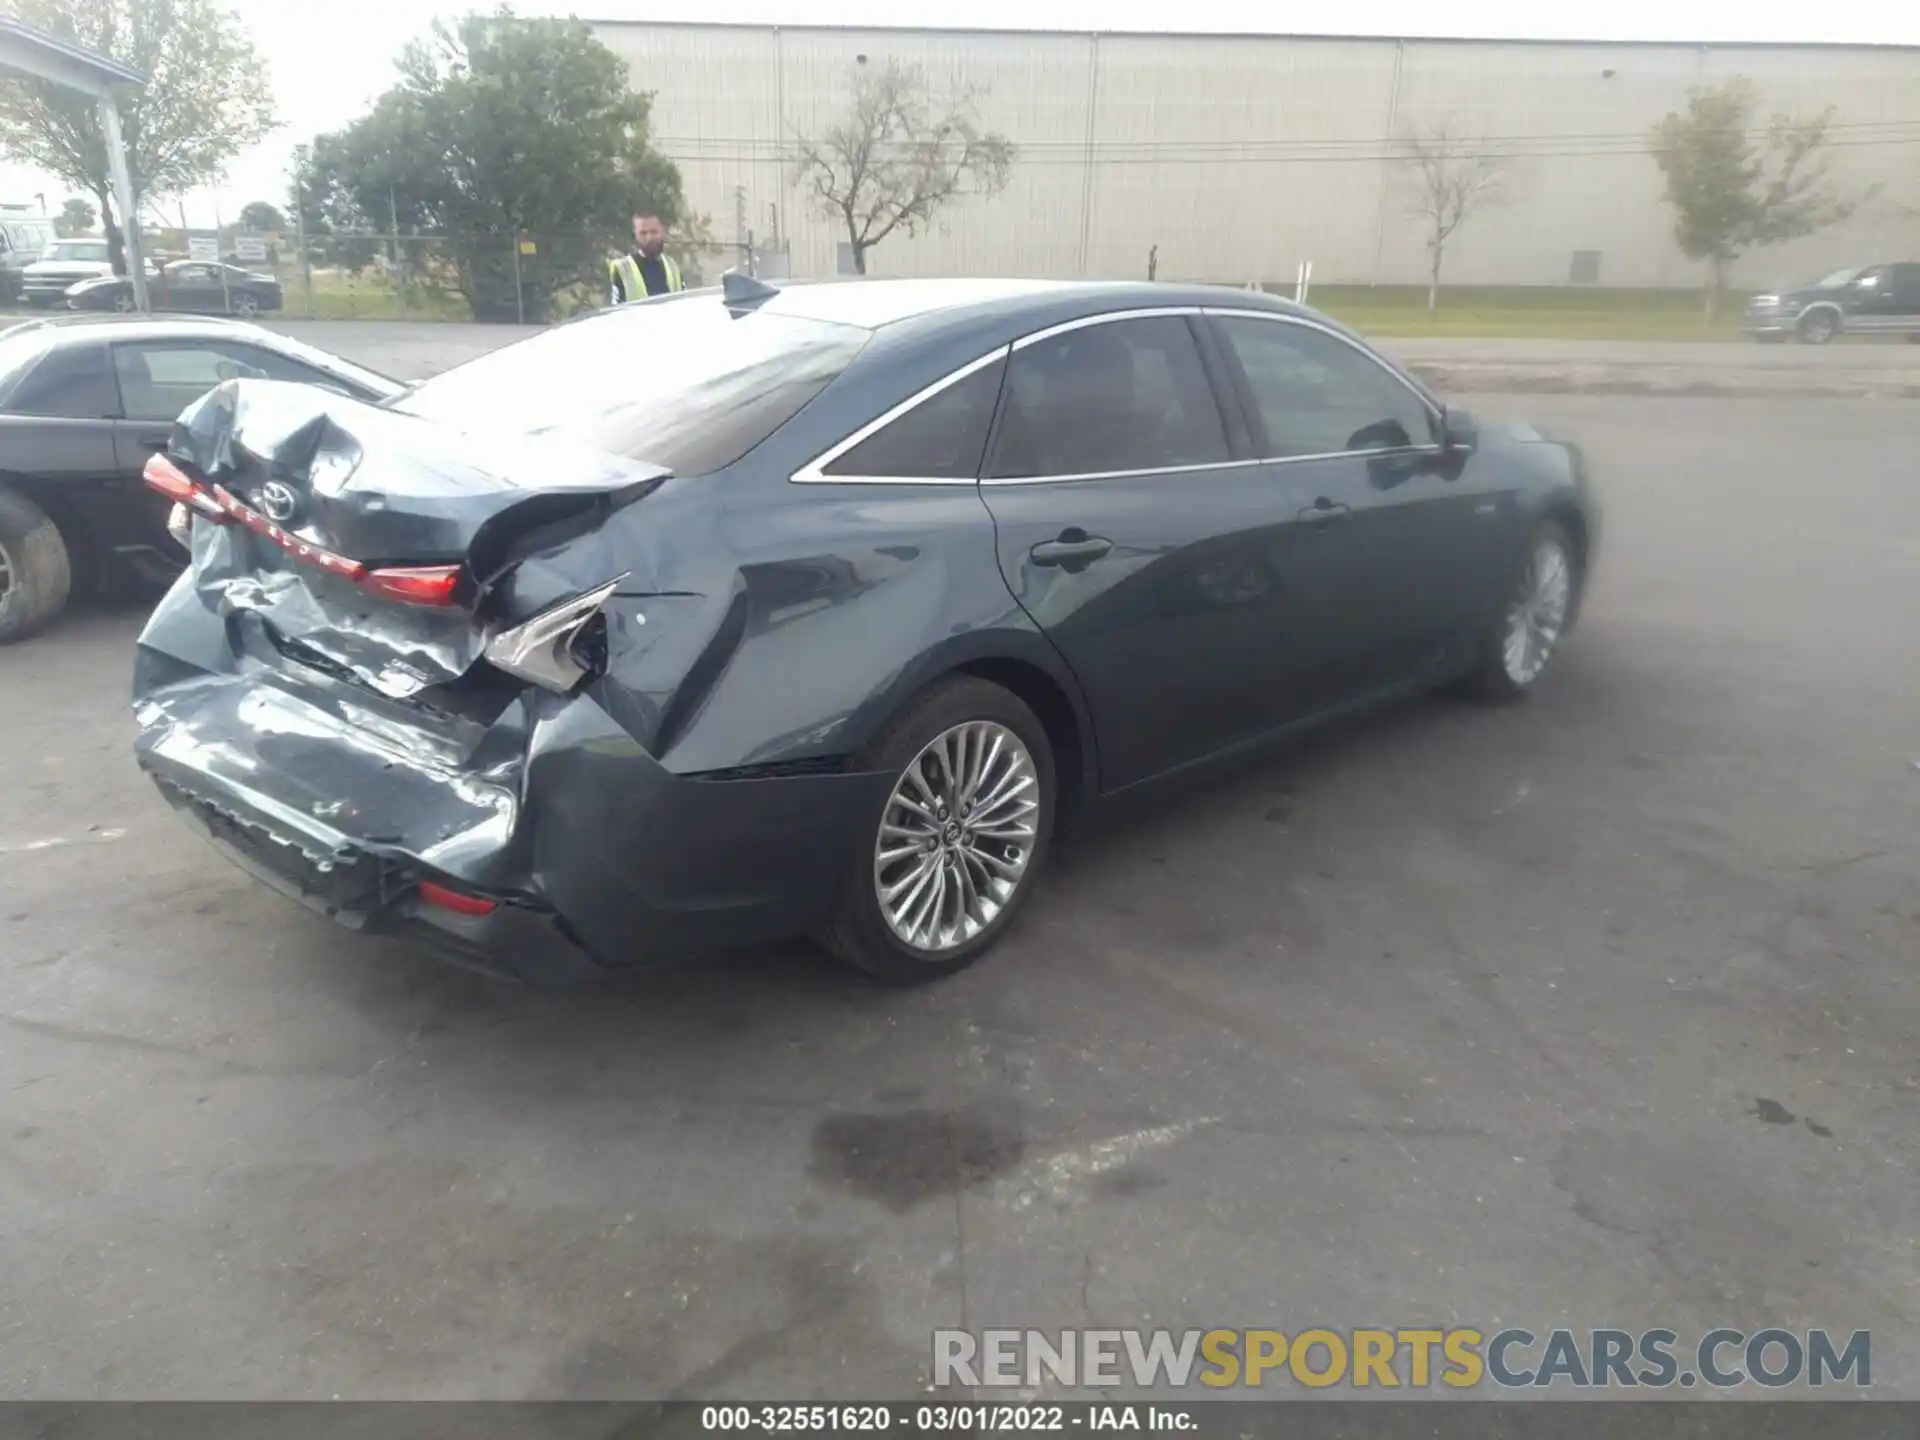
1400 125 1509 316
792 59 1014 276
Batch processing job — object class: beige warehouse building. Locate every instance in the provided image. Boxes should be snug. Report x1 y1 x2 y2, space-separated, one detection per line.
590 21 1920 291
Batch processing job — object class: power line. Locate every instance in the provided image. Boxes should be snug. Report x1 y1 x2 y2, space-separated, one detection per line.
652 132 1920 167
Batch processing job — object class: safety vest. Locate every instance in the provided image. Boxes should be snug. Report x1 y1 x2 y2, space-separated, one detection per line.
609 250 683 303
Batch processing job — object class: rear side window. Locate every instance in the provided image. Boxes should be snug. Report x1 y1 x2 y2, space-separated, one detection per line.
3 342 118 419
823 357 1006 480
984 315 1228 480
1217 316 1435 459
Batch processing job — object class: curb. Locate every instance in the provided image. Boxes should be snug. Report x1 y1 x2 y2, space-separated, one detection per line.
1406 364 1920 400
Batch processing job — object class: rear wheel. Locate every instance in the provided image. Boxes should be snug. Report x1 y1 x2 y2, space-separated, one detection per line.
1466 520 1578 701
824 676 1055 983
1798 309 1839 345
231 293 259 318
112 291 136 313
0 487 73 644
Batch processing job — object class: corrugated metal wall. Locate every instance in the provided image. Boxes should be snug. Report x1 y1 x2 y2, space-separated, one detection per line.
594 23 1920 289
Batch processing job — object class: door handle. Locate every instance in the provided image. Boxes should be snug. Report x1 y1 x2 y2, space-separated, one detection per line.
140 436 170 452
1297 500 1351 529
1029 531 1113 568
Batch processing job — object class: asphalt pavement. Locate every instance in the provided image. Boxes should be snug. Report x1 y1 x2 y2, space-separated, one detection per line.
2 357 1917 1399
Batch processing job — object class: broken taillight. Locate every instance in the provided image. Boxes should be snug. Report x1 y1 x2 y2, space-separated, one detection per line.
141 451 464 606
417 879 498 917
483 575 628 693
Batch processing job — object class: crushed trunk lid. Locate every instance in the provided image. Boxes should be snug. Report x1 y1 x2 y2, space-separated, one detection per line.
162 378 666 699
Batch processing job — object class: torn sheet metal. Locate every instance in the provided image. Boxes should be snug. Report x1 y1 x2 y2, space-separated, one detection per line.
168 378 666 698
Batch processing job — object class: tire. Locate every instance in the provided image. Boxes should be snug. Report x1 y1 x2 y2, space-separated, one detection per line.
823 675 1056 983
112 292 135 313
0 487 74 644
231 294 259 318
1465 519 1579 702
1798 309 1839 345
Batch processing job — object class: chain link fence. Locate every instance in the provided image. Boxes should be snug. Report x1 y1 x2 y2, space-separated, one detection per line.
146 230 786 323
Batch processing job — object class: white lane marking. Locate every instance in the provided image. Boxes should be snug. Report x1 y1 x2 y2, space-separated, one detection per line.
0 828 129 857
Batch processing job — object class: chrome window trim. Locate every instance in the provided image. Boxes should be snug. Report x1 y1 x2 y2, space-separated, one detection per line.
981 457 1246 487
787 303 1445 488
789 344 1011 486
1201 305 1445 434
1008 305 1206 350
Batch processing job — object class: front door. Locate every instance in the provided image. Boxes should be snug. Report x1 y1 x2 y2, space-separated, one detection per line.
1205 310 1518 709
975 310 1321 790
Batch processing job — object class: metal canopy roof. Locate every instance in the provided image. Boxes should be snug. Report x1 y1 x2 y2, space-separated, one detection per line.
0 16 145 97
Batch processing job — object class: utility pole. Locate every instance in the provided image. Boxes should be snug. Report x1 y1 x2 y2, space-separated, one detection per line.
98 94 147 312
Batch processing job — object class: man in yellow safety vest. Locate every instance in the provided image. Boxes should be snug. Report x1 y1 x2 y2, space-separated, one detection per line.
609 212 684 304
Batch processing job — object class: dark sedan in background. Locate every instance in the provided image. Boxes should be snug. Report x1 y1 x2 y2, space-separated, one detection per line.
1743 261 1920 343
133 277 1599 985
0 314 398 641
67 260 284 317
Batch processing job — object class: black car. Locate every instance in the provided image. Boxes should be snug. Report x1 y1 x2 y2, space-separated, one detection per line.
1742 262 1920 343
0 314 399 641
132 277 1600 984
67 260 284 317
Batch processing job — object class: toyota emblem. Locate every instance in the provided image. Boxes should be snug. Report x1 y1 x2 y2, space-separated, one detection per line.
257 481 300 524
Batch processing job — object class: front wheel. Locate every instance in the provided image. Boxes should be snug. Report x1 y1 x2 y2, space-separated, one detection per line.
823 676 1055 983
1466 521 1579 701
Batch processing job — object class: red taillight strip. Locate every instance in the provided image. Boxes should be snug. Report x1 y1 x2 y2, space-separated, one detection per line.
140 453 464 606
207 484 368 580
418 880 498 917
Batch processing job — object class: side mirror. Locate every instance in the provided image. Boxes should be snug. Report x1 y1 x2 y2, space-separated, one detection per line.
1441 406 1478 454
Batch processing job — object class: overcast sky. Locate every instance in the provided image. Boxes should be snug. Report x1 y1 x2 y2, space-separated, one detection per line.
5 0 1914 228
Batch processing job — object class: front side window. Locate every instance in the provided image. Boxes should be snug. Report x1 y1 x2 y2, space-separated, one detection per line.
823 357 1006 480
393 298 873 475
2 341 118 419
985 315 1229 479
112 340 341 422
1217 316 1435 460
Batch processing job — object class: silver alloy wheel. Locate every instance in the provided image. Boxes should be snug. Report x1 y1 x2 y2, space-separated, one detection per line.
1501 537 1573 687
233 294 258 317
0 532 14 601
873 719 1040 954
113 292 135 313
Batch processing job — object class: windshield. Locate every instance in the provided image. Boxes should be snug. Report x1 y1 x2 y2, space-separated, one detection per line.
1811 267 1861 289
44 240 108 264
391 296 872 475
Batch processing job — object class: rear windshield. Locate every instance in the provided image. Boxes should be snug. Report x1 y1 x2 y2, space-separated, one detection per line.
390 295 871 475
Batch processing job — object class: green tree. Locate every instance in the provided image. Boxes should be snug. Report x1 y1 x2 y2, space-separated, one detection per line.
55 196 96 236
0 0 275 274
792 59 1015 276
301 7 682 321
1651 78 1864 321
238 199 286 234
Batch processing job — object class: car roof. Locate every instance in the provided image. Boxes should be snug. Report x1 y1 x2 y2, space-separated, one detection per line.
0 313 260 341
754 277 1314 330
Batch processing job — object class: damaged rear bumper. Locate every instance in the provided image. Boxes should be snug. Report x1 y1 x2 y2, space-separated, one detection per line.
132 623 891 984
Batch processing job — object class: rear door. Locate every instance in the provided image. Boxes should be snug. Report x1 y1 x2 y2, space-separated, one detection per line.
974 309 1325 790
1206 310 1517 703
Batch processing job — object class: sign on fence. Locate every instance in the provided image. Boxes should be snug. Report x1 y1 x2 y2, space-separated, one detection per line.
232 235 267 262
187 236 219 262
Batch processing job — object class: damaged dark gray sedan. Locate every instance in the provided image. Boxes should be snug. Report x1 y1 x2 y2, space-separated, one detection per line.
132 277 1599 983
